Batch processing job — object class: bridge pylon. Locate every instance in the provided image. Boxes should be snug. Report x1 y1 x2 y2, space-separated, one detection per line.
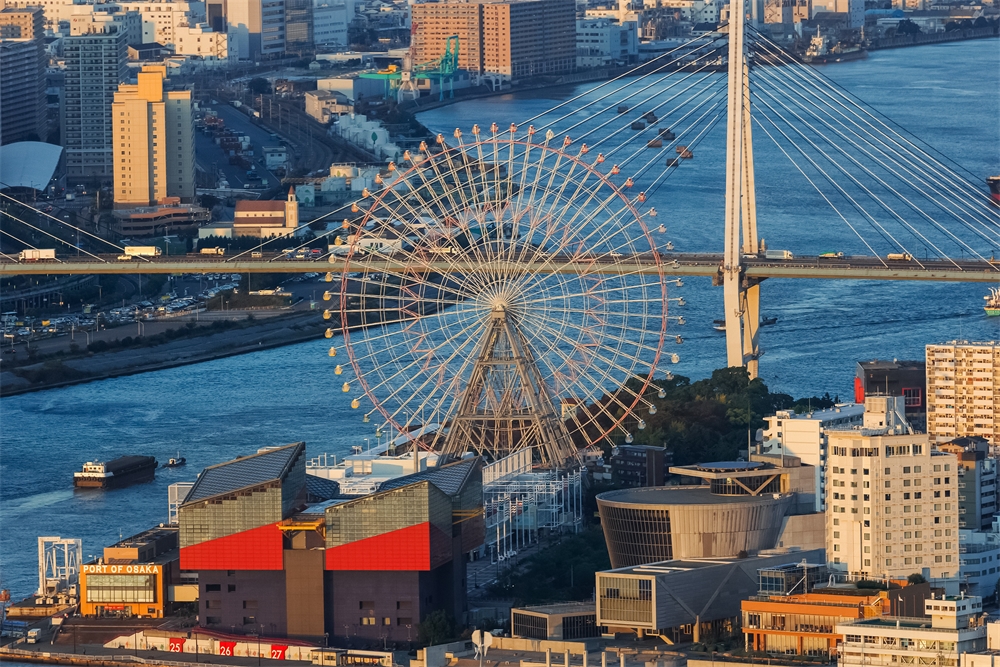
722 0 761 379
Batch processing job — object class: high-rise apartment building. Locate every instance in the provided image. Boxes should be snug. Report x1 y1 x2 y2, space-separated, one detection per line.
927 341 1000 445
0 6 44 37
61 23 128 184
112 65 194 207
411 0 576 81
826 396 960 580
0 37 47 144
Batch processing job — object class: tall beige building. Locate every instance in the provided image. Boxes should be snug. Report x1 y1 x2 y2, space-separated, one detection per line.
927 341 1000 445
113 64 194 208
411 0 576 81
826 396 960 581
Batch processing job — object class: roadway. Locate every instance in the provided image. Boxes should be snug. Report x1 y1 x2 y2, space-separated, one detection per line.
4 253 1000 282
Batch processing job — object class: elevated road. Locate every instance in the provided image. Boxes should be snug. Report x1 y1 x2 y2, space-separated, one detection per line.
2 253 1000 282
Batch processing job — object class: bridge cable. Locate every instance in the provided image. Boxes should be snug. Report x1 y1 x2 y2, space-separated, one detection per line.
751 80 981 268
0 192 124 256
748 34 1000 241
0 210 117 262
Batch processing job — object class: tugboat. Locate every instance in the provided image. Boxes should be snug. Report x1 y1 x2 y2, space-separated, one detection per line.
713 319 726 332
803 29 867 64
985 288 1000 316
163 454 187 468
761 315 778 326
988 176 1000 206
74 456 157 489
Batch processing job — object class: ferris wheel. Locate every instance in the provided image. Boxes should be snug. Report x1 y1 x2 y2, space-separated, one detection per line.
327 125 677 468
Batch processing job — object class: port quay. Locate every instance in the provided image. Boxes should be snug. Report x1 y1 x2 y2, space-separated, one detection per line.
2 4 1000 667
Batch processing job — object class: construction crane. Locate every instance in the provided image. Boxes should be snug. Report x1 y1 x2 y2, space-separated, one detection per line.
360 35 460 102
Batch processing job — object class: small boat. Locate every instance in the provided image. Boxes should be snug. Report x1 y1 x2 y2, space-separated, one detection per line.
985 288 1000 316
644 112 658 124
617 105 629 114
164 455 187 468
761 316 778 326
631 121 646 130
713 319 726 332
989 176 1000 206
666 158 681 167
659 128 676 139
646 139 663 148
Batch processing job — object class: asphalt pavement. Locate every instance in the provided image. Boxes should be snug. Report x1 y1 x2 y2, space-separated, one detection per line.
196 105 285 191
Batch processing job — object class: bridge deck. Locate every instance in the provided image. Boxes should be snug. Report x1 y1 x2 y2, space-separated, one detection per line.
2 254 999 282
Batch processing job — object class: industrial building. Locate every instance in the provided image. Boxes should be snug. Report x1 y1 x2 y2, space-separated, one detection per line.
825 396 960 581
177 442 484 644
927 342 1000 445
112 65 195 207
595 549 825 644
597 456 818 568
61 23 128 184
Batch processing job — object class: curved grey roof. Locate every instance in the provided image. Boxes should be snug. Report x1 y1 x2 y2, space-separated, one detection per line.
0 142 62 190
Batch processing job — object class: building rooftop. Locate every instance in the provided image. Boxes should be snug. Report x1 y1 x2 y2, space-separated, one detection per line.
0 142 62 191
514 602 595 616
858 359 925 371
183 442 304 504
605 552 822 576
235 200 286 212
771 403 865 421
376 456 480 496
597 486 790 507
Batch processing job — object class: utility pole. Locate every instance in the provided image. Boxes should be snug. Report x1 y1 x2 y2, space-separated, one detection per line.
722 0 761 378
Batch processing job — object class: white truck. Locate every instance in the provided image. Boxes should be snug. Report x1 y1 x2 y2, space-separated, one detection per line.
26 628 41 644
19 249 56 262
200 247 225 256
764 249 794 260
119 246 162 260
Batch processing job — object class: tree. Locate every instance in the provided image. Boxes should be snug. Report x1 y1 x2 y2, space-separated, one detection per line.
248 77 271 95
895 19 922 35
907 573 927 585
973 16 988 28
416 610 455 646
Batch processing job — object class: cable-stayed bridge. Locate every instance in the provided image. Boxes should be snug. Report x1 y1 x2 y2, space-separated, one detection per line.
2 2 998 382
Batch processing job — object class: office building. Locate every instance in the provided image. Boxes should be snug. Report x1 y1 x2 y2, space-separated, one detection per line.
312 0 349 47
112 65 194 208
283 0 310 46
927 342 1000 445
937 437 997 531
207 0 285 60
410 0 576 81
837 595 987 667
78 525 193 618
960 526 1000 599
597 455 817 568
826 396 960 581
61 23 128 184
510 603 599 641
856 359 927 425
0 36 47 144
177 443 484 643
0 6 43 37
595 549 825 644
763 403 865 512
610 444 670 488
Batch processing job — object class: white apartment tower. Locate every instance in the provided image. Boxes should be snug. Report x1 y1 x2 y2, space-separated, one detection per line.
61 23 128 184
826 396 960 581
763 403 865 512
927 341 1000 445
113 65 195 207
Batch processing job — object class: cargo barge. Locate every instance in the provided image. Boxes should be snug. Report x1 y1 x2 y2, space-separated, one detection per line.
73 456 158 489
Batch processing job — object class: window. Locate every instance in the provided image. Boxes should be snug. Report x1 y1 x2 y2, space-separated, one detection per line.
228 584 236 592
361 617 376 626
205 584 221 592
397 617 413 626
243 600 257 609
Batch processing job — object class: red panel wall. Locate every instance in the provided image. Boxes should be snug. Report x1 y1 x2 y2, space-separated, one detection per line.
180 522 284 571
325 522 452 571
